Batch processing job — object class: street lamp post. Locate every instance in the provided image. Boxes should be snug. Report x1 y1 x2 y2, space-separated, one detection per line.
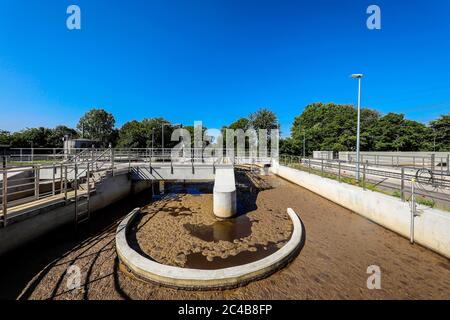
351 74 363 180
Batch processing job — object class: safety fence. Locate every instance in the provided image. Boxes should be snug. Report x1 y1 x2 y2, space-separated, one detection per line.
280 155 450 210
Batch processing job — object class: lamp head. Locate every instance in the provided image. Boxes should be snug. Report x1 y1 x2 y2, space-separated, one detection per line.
351 74 364 79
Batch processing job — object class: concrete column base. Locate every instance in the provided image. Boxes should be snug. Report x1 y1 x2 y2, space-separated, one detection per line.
213 168 237 218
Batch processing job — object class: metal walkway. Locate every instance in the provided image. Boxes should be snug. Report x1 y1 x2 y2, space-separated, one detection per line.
0 148 274 227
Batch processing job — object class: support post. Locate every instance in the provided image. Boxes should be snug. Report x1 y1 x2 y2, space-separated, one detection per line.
338 160 341 182
2 169 7 227
87 162 90 220
60 163 63 194
110 148 114 175
74 164 78 224
431 154 435 172
52 163 56 196
447 154 450 175
362 161 366 189
400 168 405 201
34 165 40 200
150 151 152 175
128 150 131 172
410 178 416 244
64 165 68 202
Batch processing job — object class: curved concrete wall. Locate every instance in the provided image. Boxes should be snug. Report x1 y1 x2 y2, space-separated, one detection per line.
116 208 303 289
271 162 450 258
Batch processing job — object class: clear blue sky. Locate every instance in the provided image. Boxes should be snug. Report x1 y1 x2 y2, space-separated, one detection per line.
0 0 449 136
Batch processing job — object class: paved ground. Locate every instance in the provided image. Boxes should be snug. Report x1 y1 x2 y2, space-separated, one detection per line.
0 171 449 300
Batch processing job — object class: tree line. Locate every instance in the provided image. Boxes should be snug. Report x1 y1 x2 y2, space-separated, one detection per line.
0 108 279 149
0 104 448 154
281 102 450 155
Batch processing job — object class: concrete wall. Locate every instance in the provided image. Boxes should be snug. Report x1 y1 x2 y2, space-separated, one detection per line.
271 162 450 258
130 165 230 181
313 151 333 160
0 173 153 256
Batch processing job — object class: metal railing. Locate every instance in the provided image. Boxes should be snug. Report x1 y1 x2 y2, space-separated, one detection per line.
0 147 275 227
279 155 450 209
342 153 450 173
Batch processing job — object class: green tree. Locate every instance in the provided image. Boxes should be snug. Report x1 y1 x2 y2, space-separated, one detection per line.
228 118 250 131
429 114 450 151
142 118 174 149
289 102 436 155
0 130 10 145
280 137 301 155
291 102 380 155
249 108 278 130
222 109 279 152
10 127 53 148
116 118 174 148
117 120 147 148
369 113 432 151
48 125 78 147
77 108 116 146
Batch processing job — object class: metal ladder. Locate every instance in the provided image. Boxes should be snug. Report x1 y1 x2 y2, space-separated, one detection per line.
74 163 91 226
72 149 113 228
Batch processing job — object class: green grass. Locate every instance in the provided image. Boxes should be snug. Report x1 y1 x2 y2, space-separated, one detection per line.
416 197 435 208
392 190 401 198
7 160 62 166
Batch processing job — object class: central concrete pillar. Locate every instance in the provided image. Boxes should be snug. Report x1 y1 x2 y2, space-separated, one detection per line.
213 168 237 219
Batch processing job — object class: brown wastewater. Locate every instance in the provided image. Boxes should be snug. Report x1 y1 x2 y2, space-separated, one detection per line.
128 168 293 270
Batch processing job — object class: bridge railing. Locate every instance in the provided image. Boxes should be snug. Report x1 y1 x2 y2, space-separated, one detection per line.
0 148 276 227
341 152 450 172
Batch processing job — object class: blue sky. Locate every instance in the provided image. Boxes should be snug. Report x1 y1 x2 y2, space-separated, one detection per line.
0 0 449 136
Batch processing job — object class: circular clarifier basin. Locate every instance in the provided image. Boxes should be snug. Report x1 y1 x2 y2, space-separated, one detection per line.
118 168 303 289
129 181 292 269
